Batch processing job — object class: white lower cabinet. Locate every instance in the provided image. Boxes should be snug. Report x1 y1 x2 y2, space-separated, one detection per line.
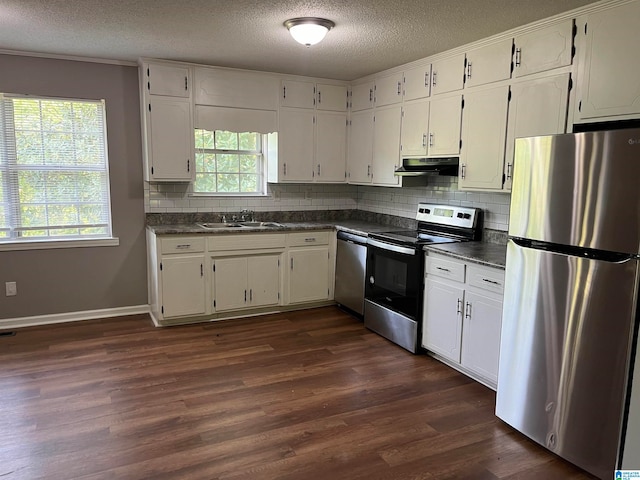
422 253 504 389
213 255 281 312
147 230 335 325
286 231 333 304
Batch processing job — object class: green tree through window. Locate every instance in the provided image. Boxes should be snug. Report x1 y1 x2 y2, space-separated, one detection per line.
194 129 263 194
0 94 112 242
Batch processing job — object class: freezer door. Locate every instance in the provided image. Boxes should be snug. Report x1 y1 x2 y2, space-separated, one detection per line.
509 129 640 255
496 240 639 479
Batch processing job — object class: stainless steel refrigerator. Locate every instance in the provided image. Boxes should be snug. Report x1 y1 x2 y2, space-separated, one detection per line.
496 128 640 479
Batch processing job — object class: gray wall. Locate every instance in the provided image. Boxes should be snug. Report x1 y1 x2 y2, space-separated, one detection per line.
0 54 147 319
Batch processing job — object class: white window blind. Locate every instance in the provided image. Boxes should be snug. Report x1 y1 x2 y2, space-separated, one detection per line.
0 94 113 242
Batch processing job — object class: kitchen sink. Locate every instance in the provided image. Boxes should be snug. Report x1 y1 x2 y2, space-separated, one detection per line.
197 221 284 229
197 222 244 229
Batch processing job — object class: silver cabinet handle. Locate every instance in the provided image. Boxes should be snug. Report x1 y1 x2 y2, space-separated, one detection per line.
422 134 427 147
318 90 322 104
290 258 294 270
465 302 472 319
367 165 371 177
482 278 501 286
461 164 466 179
283 85 286 99
304 238 317 242
397 81 402 95
283 163 287 175
317 164 321 176
200 264 203 277
432 71 437 86
515 48 522 67
424 71 429 87
467 61 472 79
250 289 252 301
245 289 247 302
369 88 373 102
506 163 512 180
457 298 463 315
436 266 450 272
175 244 191 249
429 133 434 147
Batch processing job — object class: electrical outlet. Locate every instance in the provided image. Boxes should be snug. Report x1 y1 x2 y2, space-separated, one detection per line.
5 282 17 296
305 187 313 200
273 189 281 201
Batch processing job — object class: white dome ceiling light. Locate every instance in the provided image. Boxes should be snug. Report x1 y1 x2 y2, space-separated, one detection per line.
284 17 335 47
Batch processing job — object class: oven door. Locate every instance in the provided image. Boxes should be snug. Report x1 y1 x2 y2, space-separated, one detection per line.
365 238 422 320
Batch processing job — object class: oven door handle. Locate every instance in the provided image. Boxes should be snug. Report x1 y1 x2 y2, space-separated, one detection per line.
367 238 416 256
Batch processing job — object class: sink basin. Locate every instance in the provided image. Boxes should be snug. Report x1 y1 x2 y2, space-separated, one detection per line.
197 222 244 229
239 221 284 228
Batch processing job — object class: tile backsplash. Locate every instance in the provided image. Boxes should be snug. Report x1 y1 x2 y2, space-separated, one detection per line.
145 176 510 231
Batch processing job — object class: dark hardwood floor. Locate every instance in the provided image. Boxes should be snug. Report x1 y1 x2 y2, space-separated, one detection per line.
0 306 595 479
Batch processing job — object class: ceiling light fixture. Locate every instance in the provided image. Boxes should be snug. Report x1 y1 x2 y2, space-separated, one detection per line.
284 17 335 47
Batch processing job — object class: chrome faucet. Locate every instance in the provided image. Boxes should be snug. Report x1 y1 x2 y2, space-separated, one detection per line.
240 209 254 222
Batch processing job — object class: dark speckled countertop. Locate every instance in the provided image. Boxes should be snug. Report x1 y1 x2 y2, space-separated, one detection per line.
424 242 507 269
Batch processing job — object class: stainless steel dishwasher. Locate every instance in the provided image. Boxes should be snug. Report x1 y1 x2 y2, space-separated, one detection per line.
335 230 367 316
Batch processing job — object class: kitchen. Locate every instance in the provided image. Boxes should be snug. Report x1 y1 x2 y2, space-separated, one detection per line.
1 0 640 478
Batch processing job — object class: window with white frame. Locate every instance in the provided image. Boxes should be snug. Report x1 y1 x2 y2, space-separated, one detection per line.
0 94 112 243
194 129 265 194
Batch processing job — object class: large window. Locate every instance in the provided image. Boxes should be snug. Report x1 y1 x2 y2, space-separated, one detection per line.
194 129 264 194
0 94 112 243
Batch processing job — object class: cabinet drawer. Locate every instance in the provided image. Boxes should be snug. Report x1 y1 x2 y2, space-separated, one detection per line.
466 264 505 294
208 234 285 251
426 255 465 282
160 236 205 254
287 231 330 247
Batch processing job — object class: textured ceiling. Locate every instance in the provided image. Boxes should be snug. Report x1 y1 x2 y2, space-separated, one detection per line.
0 0 602 80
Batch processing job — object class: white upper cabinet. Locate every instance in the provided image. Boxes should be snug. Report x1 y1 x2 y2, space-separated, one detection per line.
194 67 279 110
315 111 348 182
513 20 574 78
147 63 191 97
316 84 348 111
400 100 430 157
575 1 640 120
504 73 570 190
351 82 375 111
459 85 510 191
431 54 466 95
403 64 432 101
374 72 404 107
281 80 316 108
277 107 315 182
428 94 463 156
348 110 374 184
464 38 514 88
372 105 401 186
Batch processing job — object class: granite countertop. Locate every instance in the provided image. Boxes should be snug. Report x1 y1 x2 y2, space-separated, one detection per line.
424 241 507 269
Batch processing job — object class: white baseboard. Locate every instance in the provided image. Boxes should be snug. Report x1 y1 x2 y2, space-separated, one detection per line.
0 304 150 330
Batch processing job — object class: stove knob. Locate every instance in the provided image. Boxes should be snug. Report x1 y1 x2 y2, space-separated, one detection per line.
369 276 375 285
463 213 471 219
457 212 464 218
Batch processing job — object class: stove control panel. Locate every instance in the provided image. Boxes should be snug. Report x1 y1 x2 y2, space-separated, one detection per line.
416 203 479 229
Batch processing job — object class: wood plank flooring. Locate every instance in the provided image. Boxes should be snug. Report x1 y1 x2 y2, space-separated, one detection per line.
0 307 596 479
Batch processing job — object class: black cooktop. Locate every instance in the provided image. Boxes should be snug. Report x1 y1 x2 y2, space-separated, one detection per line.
369 229 460 247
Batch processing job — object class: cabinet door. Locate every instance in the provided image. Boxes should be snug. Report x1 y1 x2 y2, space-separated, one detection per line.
317 84 348 112
147 63 190 97
431 54 465 95
347 110 374 183
161 255 205 318
422 277 464 363
278 107 314 182
315 111 347 183
372 105 401 186
459 86 509 191
213 257 248 312
465 39 514 88
351 82 374 111
513 20 574 78
281 80 316 108
428 94 462 156
194 67 279 110
248 255 280 307
374 73 403 107
576 2 640 119
504 74 569 190
147 96 193 181
403 65 431 101
288 247 330 303
461 289 503 386
400 100 430 157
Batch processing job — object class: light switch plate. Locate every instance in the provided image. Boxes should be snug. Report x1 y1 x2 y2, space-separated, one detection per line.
5 281 17 296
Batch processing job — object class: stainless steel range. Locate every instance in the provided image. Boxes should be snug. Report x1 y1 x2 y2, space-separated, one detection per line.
364 203 481 353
